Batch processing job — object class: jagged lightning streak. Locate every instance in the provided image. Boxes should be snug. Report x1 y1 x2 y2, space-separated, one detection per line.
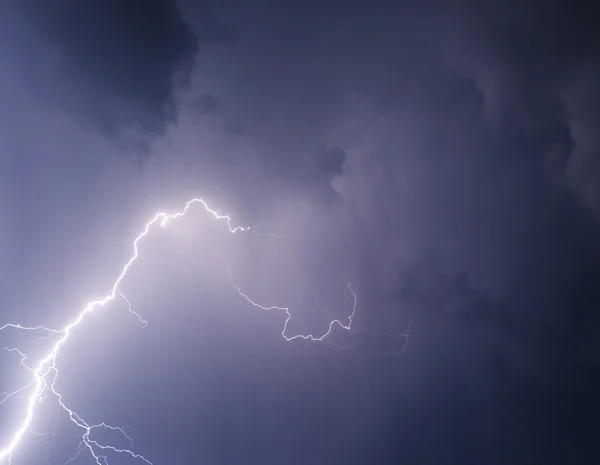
230 277 358 342
0 197 408 464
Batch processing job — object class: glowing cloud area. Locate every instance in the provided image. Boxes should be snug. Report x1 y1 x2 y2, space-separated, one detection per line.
0 197 408 464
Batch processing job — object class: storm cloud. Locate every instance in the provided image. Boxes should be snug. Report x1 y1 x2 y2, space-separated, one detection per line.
2 0 197 147
1 1 600 464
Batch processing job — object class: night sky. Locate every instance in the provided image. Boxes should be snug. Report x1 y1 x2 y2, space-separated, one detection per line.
1 1 600 464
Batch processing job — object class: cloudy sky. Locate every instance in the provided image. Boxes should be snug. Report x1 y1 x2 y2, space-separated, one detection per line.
0 1 599 464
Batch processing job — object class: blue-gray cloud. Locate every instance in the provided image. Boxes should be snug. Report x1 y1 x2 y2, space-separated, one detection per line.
3 0 198 142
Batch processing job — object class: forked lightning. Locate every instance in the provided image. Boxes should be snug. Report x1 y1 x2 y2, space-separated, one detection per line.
0 197 409 464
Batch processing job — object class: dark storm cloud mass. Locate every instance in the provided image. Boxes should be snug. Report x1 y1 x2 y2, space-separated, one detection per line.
446 1 600 211
3 0 198 144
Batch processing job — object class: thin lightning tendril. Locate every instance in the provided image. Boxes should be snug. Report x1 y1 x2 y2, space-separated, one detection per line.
0 197 409 464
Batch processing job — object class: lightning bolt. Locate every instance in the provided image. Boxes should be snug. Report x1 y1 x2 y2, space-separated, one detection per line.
0 197 409 464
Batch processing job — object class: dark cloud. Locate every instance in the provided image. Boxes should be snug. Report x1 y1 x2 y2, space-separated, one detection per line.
319 147 346 177
2 0 198 144
193 93 220 115
445 0 600 214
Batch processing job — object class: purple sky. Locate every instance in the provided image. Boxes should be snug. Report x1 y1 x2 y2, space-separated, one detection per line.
1 1 600 464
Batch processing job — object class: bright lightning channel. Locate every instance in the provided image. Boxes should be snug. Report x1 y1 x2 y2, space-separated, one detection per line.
0 197 409 465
